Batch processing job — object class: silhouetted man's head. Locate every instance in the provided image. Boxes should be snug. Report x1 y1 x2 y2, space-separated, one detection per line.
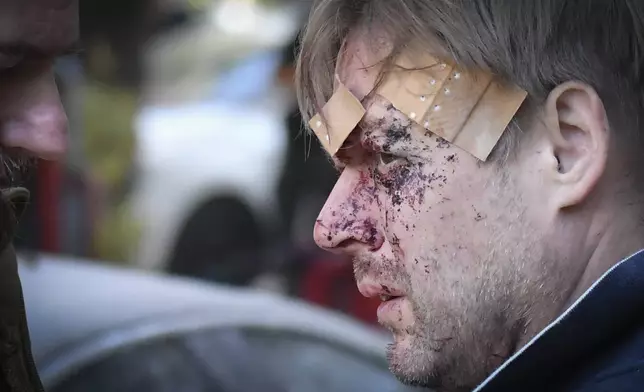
0 0 78 248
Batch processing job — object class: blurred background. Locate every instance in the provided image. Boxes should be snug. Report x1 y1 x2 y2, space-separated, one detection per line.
15 0 380 323
10 1 416 391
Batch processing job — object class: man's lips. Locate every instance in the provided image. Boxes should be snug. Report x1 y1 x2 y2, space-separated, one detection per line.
357 281 405 301
358 279 409 328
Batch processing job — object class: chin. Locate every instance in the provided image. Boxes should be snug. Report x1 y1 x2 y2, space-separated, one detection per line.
385 334 469 392
387 336 440 389
386 334 439 387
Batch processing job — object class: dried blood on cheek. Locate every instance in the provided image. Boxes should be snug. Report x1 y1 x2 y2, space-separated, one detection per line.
372 119 448 211
374 118 464 260
381 108 411 151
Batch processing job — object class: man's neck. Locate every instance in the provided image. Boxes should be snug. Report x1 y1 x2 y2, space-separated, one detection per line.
515 209 644 353
566 210 644 309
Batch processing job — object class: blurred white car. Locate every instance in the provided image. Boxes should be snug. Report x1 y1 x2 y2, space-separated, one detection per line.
131 57 289 285
130 2 307 285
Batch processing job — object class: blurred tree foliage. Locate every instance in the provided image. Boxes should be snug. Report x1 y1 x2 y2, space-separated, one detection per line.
82 82 137 196
78 0 159 262
81 78 140 263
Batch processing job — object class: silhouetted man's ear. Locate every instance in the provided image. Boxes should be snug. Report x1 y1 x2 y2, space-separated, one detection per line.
540 81 609 209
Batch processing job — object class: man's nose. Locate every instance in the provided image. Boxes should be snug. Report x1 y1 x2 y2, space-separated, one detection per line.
313 171 385 254
1 69 68 160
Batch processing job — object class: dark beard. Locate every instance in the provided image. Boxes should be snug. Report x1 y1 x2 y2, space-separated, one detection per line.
0 147 35 251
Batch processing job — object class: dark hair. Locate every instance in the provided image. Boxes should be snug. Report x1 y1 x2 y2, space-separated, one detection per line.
0 151 34 251
296 0 644 165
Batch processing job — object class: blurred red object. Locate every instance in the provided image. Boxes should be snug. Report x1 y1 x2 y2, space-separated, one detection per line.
37 160 62 253
299 254 380 325
17 159 96 257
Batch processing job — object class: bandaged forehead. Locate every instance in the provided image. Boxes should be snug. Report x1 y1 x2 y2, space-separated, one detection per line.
309 51 527 161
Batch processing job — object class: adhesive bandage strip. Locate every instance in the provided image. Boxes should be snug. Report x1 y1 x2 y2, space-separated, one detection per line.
308 76 366 156
310 52 527 161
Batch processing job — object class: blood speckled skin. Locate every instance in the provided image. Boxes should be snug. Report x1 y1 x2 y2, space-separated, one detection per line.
312 85 519 383
310 30 581 392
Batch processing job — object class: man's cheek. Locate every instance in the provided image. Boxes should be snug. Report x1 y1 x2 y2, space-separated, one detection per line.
374 151 462 213
373 162 439 211
378 171 452 260
392 193 472 265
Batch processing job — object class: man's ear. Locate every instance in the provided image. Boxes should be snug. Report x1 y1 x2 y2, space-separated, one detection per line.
541 81 609 209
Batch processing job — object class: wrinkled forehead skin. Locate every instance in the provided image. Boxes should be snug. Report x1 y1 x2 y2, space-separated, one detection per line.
0 0 79 53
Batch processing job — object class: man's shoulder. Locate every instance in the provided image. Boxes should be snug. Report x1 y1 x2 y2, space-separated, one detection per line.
566 321 644 392
548 248 644 391
552 249 644 391
475 250 644 392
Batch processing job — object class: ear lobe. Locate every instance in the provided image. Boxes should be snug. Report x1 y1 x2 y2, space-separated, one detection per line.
543 82 609 209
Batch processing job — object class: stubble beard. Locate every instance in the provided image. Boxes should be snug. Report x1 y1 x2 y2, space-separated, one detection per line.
352 172 564 392
386 268 527 392
0 147 34 250
383 225 553 391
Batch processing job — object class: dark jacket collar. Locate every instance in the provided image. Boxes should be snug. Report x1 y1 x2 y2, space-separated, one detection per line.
475 249 644 392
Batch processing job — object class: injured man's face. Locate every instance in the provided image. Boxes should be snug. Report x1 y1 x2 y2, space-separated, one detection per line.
312 32 580 391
